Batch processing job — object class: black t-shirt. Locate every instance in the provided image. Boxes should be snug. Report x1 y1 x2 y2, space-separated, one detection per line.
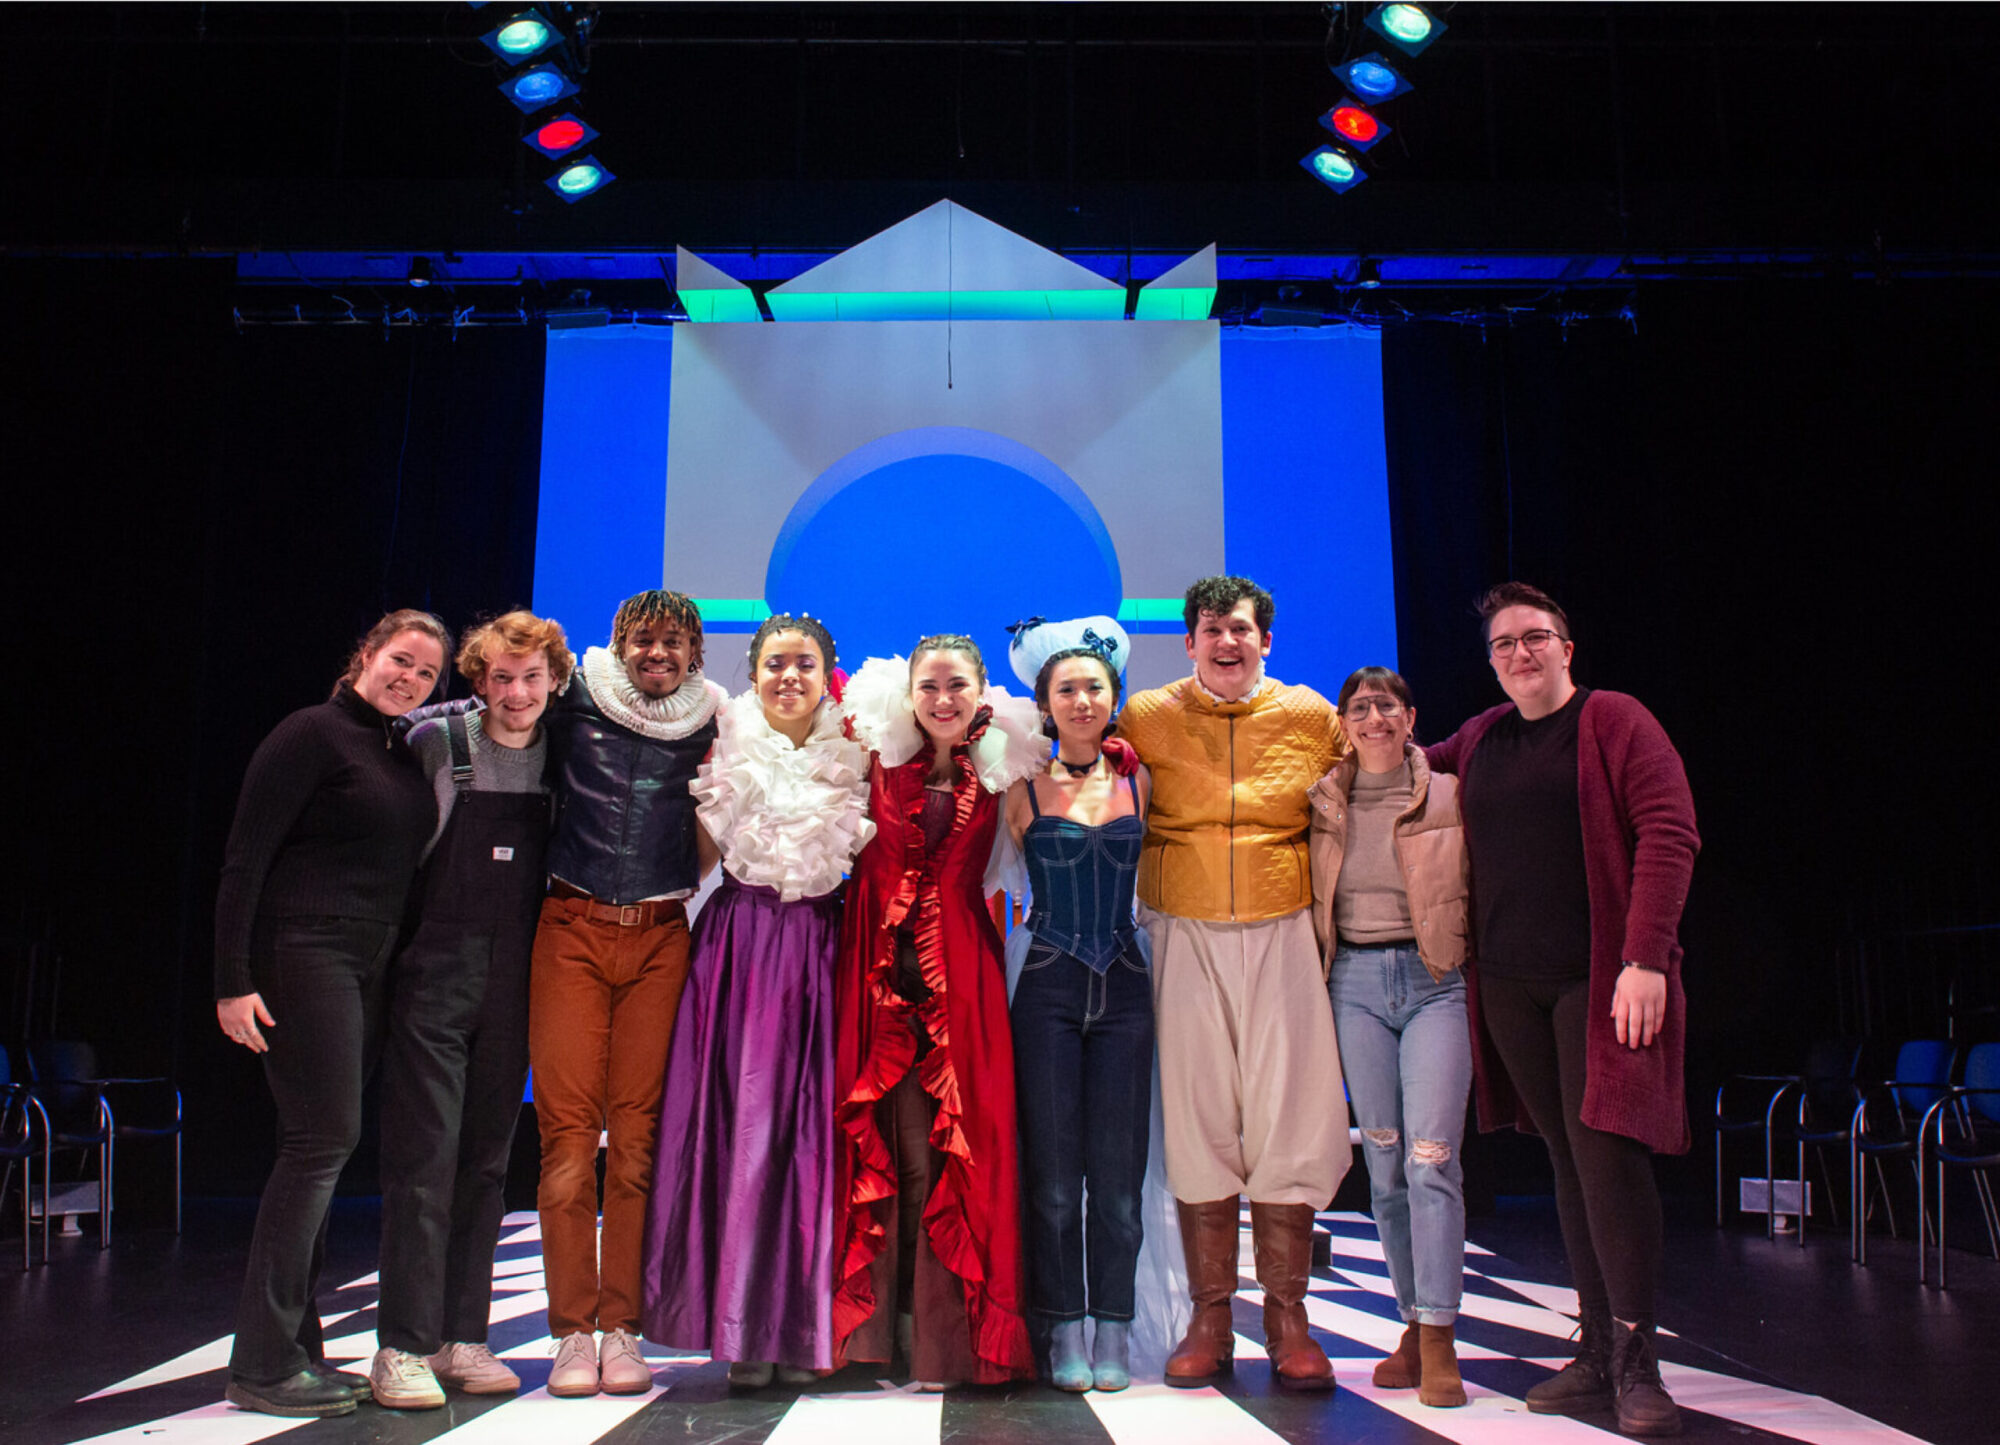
1465 687 1592 981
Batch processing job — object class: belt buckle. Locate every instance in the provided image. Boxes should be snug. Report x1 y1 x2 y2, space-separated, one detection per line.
618 904 643 927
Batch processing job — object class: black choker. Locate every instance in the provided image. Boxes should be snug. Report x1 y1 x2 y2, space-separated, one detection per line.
1056 754 1100 777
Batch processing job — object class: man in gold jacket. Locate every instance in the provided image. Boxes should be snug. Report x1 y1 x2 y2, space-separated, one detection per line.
1118 575 1352 1391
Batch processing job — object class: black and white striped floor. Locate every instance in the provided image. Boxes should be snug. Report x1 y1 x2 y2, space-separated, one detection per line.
33 1212 1933 1445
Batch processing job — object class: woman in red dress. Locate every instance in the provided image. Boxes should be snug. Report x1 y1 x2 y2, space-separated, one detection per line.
830 634 1042 1389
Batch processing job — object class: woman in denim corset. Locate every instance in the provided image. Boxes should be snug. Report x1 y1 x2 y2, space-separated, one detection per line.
1002 617 1153 1393
1307 665 1471 1408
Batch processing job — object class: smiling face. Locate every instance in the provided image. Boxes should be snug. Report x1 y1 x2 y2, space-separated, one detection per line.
1043 655 1117 754
352 629 445 718
755 629 826 743
621 618 695 698
1185 598 1272 700
910 648 983 751
474 648 552 748
1341 683 1414 773
1486 603 1576 720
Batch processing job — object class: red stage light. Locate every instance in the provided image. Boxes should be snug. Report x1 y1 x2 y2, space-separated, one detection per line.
1332 106 1380 144
536 118 587 151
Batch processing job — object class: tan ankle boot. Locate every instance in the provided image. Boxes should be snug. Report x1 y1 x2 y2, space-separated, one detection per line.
1164 1197 1242 1386
1250 1202 1334 1391
1373 1322 1421 1388
1417 1322 1466 1407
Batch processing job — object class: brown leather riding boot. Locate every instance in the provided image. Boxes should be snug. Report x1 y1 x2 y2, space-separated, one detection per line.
1373 1322 1421 1388
1249 1202 1334 1391
1417 1322 1467 1407
1164 1197 1242 1386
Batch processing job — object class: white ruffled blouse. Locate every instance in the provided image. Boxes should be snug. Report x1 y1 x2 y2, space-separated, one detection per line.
692 691 875 902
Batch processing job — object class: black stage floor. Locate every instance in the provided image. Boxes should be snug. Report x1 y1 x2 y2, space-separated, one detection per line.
2 1197 1991 1445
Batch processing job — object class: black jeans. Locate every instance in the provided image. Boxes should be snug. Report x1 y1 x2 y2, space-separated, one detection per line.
232 916 398 1385
1010 942 1154 1322
1478 972 1662 1327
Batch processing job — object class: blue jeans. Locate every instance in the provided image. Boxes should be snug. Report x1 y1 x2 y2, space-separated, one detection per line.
1327 942 1471 1325
1010 940 1154 1322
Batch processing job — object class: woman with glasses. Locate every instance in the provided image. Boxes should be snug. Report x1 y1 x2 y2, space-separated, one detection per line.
1425 582 1698 1438
1307 667 1471 1408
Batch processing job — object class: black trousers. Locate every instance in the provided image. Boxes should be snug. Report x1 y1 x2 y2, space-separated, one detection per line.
1478 972 1662 1327
232 916 397 1386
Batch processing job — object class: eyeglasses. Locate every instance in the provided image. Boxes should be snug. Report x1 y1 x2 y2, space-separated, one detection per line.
1487 628 1566 658
1342 697 1406 720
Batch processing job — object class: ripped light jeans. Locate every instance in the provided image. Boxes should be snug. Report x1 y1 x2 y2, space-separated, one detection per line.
1327 942 1471 1325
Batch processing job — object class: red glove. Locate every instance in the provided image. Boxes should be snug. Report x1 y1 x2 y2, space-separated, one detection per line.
1103 736 1141 778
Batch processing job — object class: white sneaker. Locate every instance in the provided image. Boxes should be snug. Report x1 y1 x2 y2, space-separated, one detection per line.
598 1329 654 1395
369 1348 446 1410
427 1341 521 1395
547 1332 599 1398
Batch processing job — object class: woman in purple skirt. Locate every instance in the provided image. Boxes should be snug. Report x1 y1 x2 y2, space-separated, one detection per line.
639 614 875 1387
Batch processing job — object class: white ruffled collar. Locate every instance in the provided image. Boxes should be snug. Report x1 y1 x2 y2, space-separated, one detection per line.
839 655 1045 793
578 646 724 741
1192 662 1268 707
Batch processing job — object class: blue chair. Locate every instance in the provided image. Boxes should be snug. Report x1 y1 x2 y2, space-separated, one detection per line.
1919 1041 2000 1288
1715 1038 1864 1239
1849 1039 1954 1264
25 1040 112 1247
1 1044 52 1268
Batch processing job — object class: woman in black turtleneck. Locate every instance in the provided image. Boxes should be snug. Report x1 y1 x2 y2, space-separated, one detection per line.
213 608 450 1420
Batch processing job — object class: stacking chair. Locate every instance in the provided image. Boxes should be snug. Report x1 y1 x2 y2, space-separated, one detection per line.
1921 1041 2000 1288
25 1040 113 1247
1785 1039 1871 1246
1849 1039 1954 1264
1 1045 52 1268
1715 1038 1863 1239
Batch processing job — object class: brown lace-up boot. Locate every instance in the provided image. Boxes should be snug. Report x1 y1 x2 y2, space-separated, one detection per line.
1249 1202 1334 1391
1164 1197 1243 1386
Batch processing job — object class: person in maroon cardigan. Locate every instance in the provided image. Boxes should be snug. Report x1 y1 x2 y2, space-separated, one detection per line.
1424 582 1697 1439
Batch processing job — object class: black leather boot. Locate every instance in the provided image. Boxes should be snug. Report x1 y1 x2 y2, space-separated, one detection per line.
1612 1321 1682 1437
1524 1305 1614 1415
225 1369 359 1418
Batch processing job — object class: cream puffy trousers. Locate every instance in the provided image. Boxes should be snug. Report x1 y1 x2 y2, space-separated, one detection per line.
1143 904 1352 1206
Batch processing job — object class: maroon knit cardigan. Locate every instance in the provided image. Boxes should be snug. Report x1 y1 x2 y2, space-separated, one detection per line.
1426 690 1700 1155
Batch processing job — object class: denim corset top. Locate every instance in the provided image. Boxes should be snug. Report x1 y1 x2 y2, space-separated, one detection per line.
1023 784 1145 973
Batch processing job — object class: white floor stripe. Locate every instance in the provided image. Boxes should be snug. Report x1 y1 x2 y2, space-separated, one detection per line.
1086 1381 1289 1443
62 1401 315 1445
493 1272 547 1293
1291 1293 1513 1360
763 1380 943 1445
335 1270 379 1290
493 1253 546 1277
1334 1365 1609 1440
498 1220 542 1245
316 1330 378 1362
1656 1361 1934 1445
423 1383 666 1444
485 1289 552 1325
82 1337 235 1400
1300 1270 1579 1345
1477 1274 1580 1318
502 1211 537 1225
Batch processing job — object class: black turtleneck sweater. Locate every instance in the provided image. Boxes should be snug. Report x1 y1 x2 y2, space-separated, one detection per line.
213 682 439 998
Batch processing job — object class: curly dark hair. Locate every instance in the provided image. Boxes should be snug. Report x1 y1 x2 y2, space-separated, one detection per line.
748 612 837 675
610 589 704 669
1474 581 1570 643
1182 575 1274 636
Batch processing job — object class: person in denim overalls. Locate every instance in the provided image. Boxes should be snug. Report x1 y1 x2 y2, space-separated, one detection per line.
1003 618 1153 1393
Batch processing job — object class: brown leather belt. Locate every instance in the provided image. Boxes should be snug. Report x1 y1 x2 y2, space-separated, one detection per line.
548 879 686 929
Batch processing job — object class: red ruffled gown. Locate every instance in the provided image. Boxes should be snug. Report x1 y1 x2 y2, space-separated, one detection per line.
830 712 1037 1384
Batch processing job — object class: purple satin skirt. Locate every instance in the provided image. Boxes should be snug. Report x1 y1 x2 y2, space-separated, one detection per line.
639 876 840 1368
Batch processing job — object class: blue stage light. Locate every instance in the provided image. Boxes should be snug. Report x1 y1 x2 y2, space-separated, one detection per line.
1366 4 1447 57
1300 145 1367 194
499 63 578 113
482 10 559 62
1334 53 1413 104
546 154 614 203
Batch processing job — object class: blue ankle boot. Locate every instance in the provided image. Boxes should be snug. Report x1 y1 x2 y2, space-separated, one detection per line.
1048 1319 1092 1391
1091 1320 1131 1392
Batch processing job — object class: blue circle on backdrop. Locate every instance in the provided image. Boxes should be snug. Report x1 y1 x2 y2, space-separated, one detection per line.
765 429 1121 679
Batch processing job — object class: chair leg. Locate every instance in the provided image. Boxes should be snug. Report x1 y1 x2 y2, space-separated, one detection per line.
1973 1172 2000 1260
99 1139 112 1248
1715 1133 1724 1228
1797 1141 1808 1248
173 1133 183 1235
1874 1159 1898 1241
1939 1160 1950 1290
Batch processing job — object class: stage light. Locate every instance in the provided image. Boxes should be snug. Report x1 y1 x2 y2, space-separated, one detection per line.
1353 257 1383 289
1366 4 1446 57
1321 101 1390 151
482 11 557 62
499 63 578 113
524 112 597 159
1300 145 1367 194
545 154 614 202
407 256 435 288
1334 53 1413 104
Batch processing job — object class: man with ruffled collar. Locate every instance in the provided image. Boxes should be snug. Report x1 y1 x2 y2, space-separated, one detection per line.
529 589 725 1399
1116 575 1353 1392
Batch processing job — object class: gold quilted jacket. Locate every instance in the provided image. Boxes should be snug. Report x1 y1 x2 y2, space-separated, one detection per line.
1120 675 1348 922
